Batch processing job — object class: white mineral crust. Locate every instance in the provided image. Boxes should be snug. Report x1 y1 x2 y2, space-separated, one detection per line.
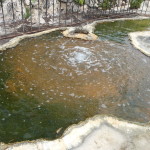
3 116 150 150
129 31 150 56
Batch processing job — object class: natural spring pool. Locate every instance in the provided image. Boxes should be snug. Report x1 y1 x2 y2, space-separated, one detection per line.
0 19 150 143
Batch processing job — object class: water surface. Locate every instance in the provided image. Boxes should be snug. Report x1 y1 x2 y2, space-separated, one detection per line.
0 19 150 143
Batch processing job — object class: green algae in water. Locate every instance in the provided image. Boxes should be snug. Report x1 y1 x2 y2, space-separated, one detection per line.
0 32 101 143
0 21 150 143
95 19 150 43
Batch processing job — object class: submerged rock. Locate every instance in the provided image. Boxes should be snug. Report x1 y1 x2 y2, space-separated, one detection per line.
129 31 150 56
4 116 150 150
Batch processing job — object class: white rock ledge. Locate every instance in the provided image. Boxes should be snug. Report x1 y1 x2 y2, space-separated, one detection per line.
2 116 150 150
0 27 68 51
62 27 98 41
129 31 150 56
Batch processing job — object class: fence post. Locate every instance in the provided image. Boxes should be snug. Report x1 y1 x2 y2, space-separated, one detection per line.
141 0 145 14
46 0 48 24
0 0 7 36
10 0 15 20
65 0 68 26
59 0 61 25
29 0 32 30
38 0 40 30
20 0 25 32
10 0 17 34
53 0 54 22
145 0 150 14
71 1 73 25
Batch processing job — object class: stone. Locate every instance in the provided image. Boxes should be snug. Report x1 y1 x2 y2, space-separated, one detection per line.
32 9 46 24
62 26 98 40
2 0 26 22
85 0 99 7
0 25 15 36
140 0 150 14
3 116 150 150
129 31 150 56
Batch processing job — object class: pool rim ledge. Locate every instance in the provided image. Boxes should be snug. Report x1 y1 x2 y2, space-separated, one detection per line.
0 16 150 51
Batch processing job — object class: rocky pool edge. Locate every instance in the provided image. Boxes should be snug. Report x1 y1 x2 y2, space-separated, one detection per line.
0 16 150 51
129 31 150 56
1 115 150 150
0 16 150 150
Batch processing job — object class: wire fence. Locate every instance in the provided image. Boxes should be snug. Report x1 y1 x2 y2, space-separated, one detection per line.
0 0 150 40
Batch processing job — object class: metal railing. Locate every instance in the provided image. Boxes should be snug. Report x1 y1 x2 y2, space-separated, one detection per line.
0 0 150 40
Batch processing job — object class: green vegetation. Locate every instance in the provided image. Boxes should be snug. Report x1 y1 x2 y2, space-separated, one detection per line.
95 19 150 43
99 0 115 10
99 0 143 10
130 0 144 9
31 0 36 3
74 0 85 5
99 0 111 10
24 7 31 19
0 0 5 3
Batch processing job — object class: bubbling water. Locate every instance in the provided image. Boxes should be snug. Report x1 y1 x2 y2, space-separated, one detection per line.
0 20 150 143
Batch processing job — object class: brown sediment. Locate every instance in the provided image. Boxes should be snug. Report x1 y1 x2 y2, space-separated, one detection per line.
3 37 121 102
79 80 120 99
5 80 17 93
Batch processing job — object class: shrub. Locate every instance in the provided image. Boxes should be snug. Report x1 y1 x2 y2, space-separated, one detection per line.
74 0 85 5
130 0 144 9
99 0 115 10
24 8 31 19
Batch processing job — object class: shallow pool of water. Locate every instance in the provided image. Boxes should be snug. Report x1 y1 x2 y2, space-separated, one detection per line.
0 19 150 143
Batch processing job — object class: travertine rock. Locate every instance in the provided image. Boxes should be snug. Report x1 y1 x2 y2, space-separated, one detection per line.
129 31 150 56
3 116 150 150
62 26 98 40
